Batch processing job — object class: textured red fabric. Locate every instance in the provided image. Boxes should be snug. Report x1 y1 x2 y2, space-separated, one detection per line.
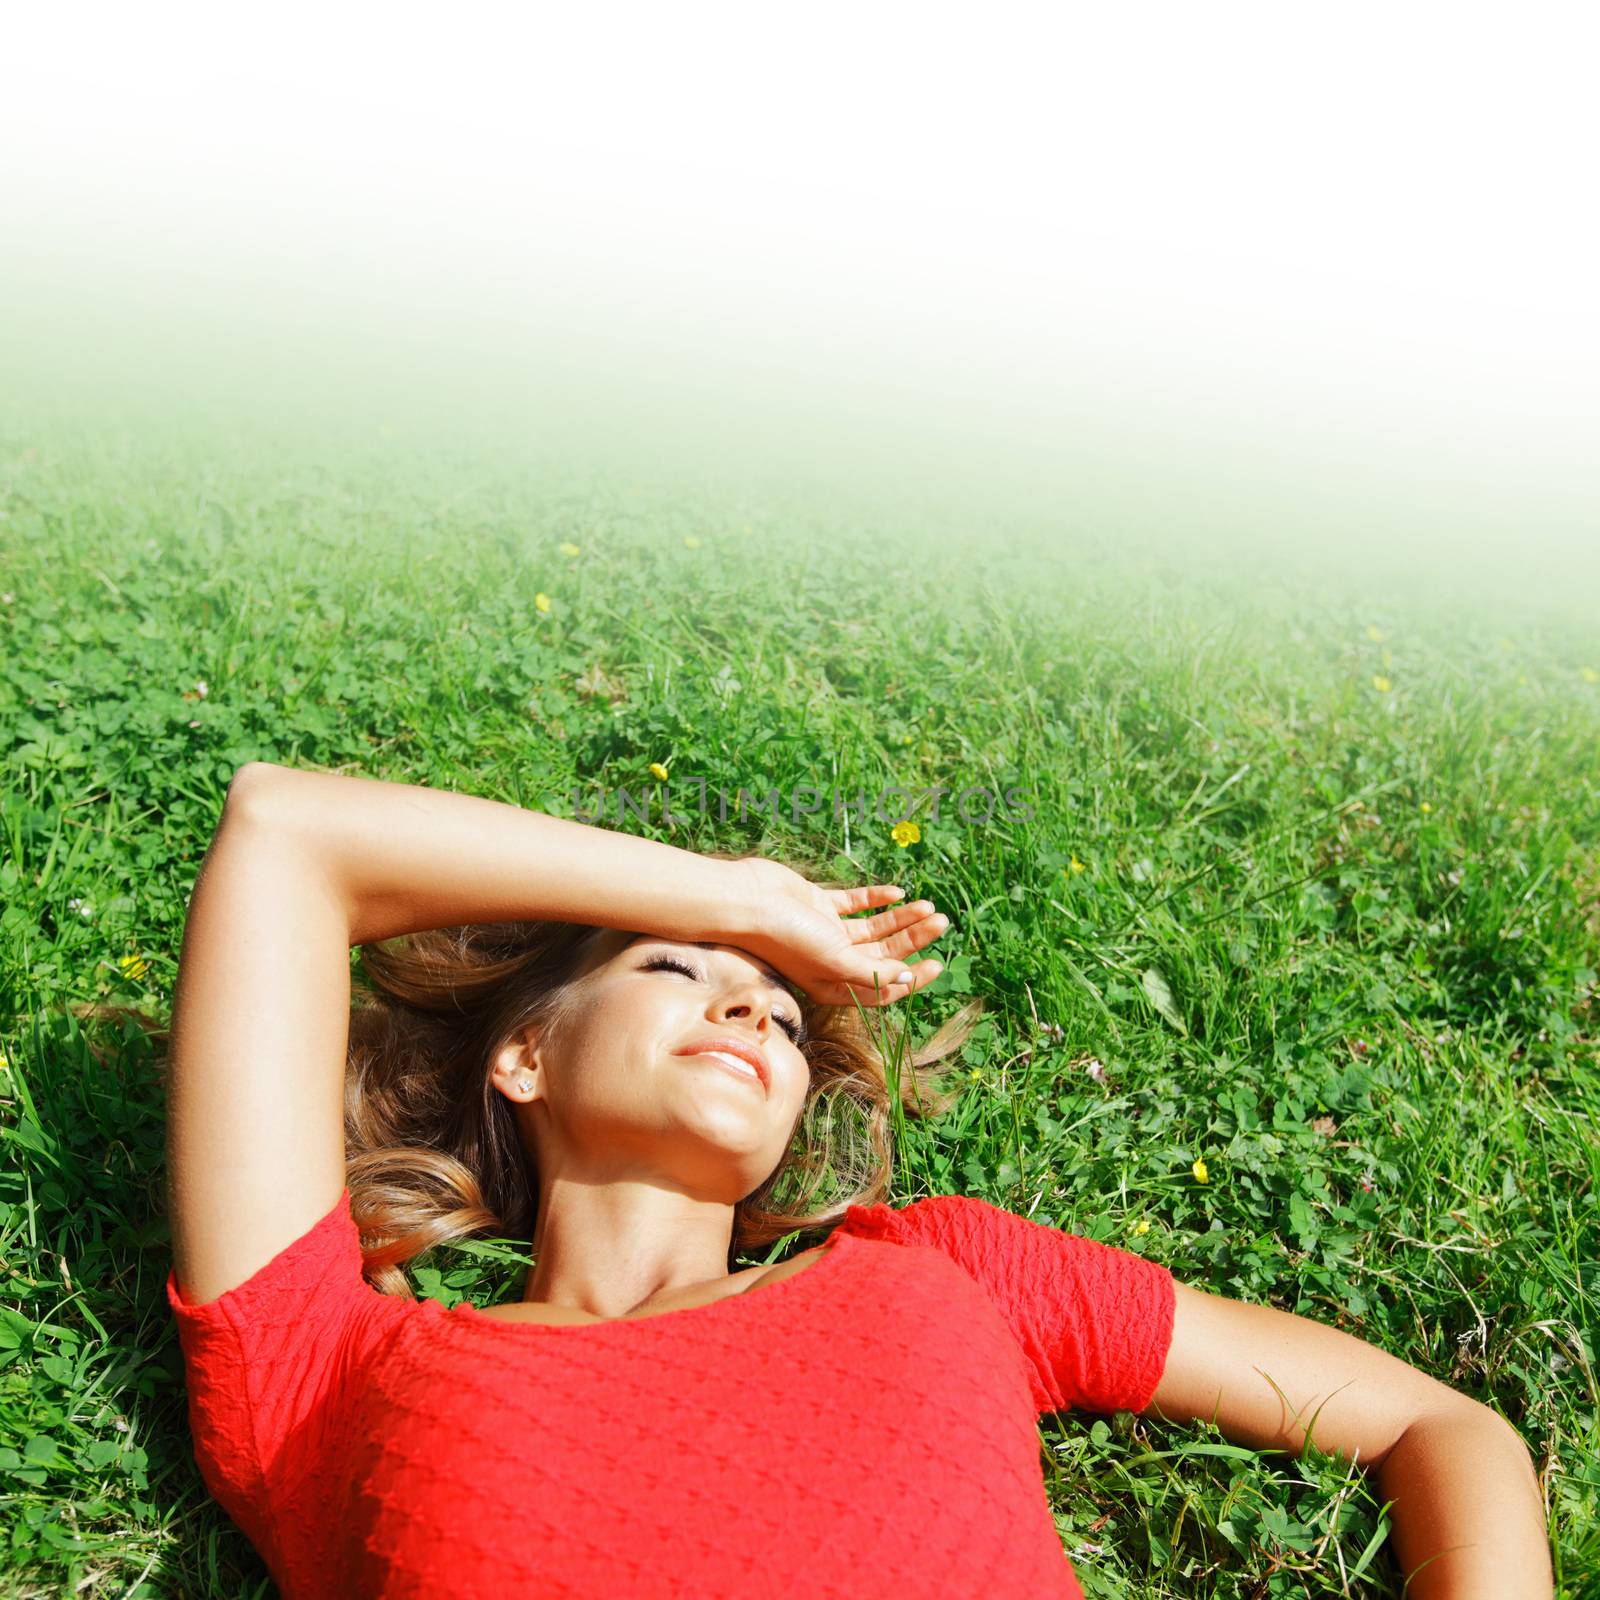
167 1187 1175 1599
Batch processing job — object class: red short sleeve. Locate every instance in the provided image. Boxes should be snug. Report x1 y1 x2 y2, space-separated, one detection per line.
165 1188 412 1582
841 1193 1176 1416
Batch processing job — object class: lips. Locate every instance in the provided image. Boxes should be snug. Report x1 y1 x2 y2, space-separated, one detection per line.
674 1036 770 1093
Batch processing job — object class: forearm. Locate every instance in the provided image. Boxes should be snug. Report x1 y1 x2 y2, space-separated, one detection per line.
1375 1407 1552 1598
228 762 753 948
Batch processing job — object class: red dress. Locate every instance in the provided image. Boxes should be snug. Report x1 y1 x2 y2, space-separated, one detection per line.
167 1188 1175 1598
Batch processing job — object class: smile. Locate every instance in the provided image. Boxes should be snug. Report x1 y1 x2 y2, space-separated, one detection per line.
695 1049 765 1086
673 1036 772 1091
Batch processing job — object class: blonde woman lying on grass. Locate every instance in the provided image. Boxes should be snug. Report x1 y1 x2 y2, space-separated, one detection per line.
163 763 1552 1599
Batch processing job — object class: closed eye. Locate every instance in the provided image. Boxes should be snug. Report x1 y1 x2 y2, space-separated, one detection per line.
638 953 806 1044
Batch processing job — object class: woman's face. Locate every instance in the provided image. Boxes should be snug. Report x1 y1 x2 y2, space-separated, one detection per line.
498 929 814 1203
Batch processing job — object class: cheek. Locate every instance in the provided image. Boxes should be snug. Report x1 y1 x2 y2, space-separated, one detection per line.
779 1053 813 1113
558 990 680 1090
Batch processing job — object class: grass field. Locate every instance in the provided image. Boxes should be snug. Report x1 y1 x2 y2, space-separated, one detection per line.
1 414 1596 1597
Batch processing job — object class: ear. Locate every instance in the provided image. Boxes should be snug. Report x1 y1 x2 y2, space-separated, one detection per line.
491 1025 545 1104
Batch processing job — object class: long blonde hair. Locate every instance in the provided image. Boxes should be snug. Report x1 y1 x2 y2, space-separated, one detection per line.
339 908 978 1297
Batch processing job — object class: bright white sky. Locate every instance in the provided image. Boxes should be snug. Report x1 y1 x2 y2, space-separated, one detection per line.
4 1 1597 557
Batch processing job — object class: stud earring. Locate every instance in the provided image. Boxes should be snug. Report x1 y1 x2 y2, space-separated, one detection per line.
519 1079 533 1094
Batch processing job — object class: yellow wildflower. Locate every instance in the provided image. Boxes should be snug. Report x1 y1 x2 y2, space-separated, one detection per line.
1066 854 1087 874
1582 667 1599 684
559 541 581 557
891 820 921 847
119 954 147 982
1371 675 1392 693
1420 801 1432 814
683 536 702 550
1365 625 1384 642
1133 1218 1151 1235
968 1067 982 1080
1192 1157 1209 1184
649 762 670 782
534 593 551 614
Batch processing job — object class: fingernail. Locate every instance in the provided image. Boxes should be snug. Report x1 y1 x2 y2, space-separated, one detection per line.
896 971 913 985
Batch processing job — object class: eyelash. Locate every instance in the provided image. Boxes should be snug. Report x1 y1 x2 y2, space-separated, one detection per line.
639 953 806 1043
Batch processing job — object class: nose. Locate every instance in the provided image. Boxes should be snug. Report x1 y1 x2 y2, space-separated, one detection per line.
712 977 773 1031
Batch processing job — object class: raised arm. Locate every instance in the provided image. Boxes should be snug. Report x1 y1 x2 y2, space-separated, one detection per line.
1145 1279 1553 1597
165 762 942 1309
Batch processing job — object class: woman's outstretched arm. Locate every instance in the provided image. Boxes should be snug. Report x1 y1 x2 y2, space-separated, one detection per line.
1143 1279 1552 1597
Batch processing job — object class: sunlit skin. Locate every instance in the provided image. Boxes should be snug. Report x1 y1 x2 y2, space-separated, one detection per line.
488 928 833 1321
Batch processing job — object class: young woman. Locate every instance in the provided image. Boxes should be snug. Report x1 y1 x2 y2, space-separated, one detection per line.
164 762 1552 1599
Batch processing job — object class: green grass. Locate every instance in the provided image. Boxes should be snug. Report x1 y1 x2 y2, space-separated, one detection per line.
1 418 1596 1597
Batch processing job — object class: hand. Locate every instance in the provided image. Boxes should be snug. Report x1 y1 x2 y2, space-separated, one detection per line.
724 857 949 1007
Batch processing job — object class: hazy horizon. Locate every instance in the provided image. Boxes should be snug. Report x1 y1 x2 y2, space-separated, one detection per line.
3 4 1596 625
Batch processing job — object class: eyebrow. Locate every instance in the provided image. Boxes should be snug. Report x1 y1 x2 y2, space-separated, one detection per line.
624 933 806 1007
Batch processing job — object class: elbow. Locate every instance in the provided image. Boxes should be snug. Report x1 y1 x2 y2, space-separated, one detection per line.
1481 1405 1537 1467
1454 1396 1529 1453
222 761 289 823
1374 1396 1531 1476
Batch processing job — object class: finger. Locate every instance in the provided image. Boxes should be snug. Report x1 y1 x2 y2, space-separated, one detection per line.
860 962 944 1006
852 956 944 1001
813 961 944 1008
826 883 905 916
872 910 950 961
845 900 938 942
814 965 908 1006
